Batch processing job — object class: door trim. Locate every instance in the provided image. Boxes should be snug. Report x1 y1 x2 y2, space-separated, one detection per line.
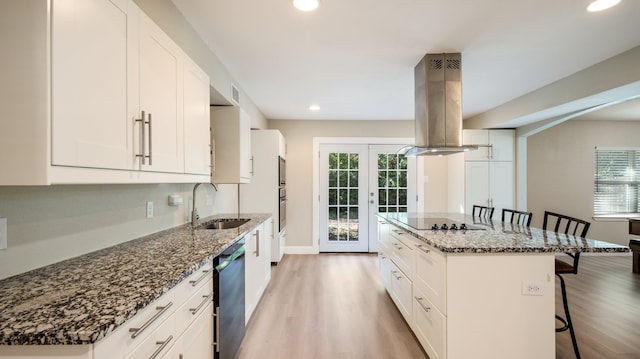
312 137 420 254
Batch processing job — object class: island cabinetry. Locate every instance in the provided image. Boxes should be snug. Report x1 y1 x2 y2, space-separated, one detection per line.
378 217 556 359
0 0 211 185
210 106 252 184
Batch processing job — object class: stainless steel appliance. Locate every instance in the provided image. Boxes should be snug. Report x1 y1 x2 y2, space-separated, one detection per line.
278 156 286 186
213 238 245 359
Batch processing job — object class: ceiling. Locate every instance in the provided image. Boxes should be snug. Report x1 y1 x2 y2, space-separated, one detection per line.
171 0 640 123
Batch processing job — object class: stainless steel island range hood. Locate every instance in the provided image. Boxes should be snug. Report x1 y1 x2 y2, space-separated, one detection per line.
401 53 478 156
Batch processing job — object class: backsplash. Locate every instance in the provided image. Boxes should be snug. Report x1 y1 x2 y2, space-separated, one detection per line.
0 183 238 280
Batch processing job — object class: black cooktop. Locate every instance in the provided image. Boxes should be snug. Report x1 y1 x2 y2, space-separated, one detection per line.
404 217 487 231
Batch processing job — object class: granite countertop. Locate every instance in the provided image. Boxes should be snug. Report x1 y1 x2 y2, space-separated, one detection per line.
0 213 270 346
379 212 630 254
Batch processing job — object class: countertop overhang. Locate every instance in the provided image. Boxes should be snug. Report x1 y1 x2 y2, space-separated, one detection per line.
0 213 270 345
379 212 630 254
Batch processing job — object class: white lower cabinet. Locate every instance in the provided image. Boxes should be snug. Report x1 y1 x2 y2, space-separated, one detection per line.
413 289 446 359
245 220 272 324
162 301 213 359
388 260 413 326
414 242 447 314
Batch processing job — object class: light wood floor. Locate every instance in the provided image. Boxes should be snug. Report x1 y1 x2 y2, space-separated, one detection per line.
237 254 640 359
237 254 427 359
555 254 640 359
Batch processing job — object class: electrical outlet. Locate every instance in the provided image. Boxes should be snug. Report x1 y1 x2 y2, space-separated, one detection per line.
0 218 7 250
522 281 545 296
146 201 154 219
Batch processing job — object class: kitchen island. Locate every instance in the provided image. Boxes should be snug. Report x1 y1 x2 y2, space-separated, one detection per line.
0 213 270 358
377 212 629 359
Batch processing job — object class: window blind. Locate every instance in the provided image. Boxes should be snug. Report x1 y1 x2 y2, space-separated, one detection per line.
594 148 640 215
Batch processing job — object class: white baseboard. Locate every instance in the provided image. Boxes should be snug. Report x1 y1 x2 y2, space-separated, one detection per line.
284 246 319 255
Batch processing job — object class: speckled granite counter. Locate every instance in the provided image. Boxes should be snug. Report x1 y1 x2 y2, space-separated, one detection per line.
379 212 629 254
0 213 270 345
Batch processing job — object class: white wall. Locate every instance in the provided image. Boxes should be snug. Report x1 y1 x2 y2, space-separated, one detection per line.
527 119 640 246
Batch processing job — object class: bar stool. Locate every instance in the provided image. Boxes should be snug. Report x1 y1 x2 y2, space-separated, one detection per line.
501 208 532 226
543 211 591 359
472 204 494 220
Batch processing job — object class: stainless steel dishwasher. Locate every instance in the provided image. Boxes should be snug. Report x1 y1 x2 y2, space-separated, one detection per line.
213 238 246 359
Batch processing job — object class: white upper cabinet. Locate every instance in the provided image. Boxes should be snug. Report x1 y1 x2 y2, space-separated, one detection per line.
137 13 184 173
0 0 211 184
183 58 212 175
51 0 132 170
210 106 252 183
463 129 514 162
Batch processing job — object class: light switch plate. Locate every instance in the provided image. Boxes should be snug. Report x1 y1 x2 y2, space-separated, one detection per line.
0 218 7 250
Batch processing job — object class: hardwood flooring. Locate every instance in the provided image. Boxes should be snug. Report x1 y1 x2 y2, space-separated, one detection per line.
237 254 427 359
555 254 640 359
237 253 640 359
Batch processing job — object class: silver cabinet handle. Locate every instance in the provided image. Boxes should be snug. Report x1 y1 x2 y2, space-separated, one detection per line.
380 221 388 224
149 335 173 359
129 302 173 339
416 244 431 254
189 293 213 315
189 269 210 287
136 111 146 165
393 243 403 250
254 230 260 257
415 296 431 313
214 306 220 353
392 229 405 234
250 155 254 176
147 113 153 165
391 270 402 280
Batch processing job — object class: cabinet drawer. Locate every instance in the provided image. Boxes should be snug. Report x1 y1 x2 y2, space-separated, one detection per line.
389 229 415 279
94 290 178 359
378 253 392 291
414 242 447 314
413 290 446 359
125 312 176 359
171 261 214 306
389 261 413 326
175 277 213 335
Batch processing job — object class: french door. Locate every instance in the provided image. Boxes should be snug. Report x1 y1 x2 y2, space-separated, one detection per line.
319 144 417 253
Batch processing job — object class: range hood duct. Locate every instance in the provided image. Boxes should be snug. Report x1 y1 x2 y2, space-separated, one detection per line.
401 53 477 156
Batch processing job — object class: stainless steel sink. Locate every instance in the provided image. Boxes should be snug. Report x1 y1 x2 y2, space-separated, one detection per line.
203 218 250 230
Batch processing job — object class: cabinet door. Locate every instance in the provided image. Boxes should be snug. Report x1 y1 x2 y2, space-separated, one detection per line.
413 290 446 359
490 161 514 216
138 13 184 173
239 109 252 181
389 262 413 326
261 218 273 285
488 130 514 161
244 228 258 323
465 161 490 215
183 58 211 175
463 130 489 161
51 0 132 170
174 302 213 359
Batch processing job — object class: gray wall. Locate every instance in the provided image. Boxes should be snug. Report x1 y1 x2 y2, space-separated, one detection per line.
527 120 640 246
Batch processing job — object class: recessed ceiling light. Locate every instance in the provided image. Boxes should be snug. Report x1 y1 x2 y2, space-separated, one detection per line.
309 105 320 111
293 0 320 12
587 0 621 12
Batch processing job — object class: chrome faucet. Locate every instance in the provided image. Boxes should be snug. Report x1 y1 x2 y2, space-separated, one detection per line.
191 182 218 227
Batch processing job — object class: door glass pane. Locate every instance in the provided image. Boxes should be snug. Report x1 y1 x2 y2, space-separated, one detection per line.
377 153 409 213
327 152 360 243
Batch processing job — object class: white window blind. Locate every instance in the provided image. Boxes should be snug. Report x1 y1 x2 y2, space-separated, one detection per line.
594 148 640 215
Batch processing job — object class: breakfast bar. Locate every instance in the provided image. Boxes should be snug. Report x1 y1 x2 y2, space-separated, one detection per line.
376 212 629 359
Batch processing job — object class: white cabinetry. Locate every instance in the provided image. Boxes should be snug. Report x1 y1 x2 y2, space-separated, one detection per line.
245 221 271 323
240 130 287 262
183 58 212 175
0 0 211 185
378 219 556 359
210 106 252 183
463 129 514 216
51 0 132 171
